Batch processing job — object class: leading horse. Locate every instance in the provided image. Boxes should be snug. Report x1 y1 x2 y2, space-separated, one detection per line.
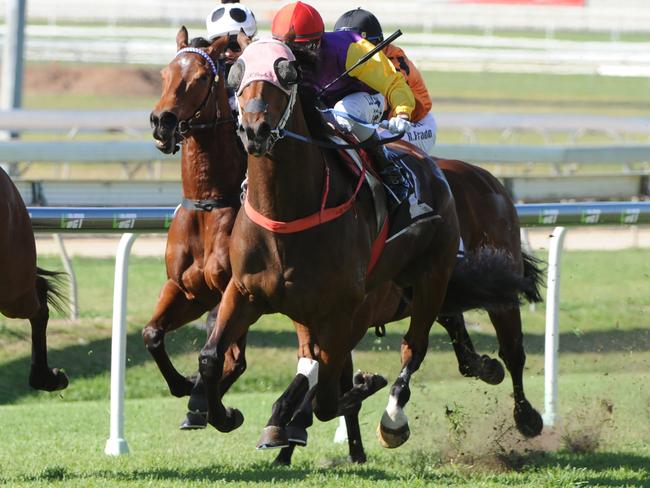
197 39 535 448
0 168 69 391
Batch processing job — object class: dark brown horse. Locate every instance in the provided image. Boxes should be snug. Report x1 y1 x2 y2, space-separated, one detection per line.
198 38 489 448
144 28 247 401
0 168 68 391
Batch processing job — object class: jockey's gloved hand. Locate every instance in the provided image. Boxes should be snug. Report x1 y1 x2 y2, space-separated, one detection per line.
386 114 412 134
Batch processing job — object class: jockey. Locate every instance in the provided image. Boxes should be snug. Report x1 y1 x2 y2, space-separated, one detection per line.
206 0 257 113
271 1 414 202
334 8 437 155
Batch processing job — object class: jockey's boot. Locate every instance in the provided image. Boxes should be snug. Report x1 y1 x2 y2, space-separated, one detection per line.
365 132 409 203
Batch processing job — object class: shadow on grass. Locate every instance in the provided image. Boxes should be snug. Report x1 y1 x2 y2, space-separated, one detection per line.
9 461 399 484
4 451 649 485
1 325 649 404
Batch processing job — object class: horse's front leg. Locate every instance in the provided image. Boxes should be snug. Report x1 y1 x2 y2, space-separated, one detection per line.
143 280 212 397
311 318 354 423
258 322 316 451
199 280 262 433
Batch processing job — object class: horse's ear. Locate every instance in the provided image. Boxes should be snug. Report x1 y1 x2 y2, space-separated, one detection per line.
227 59 246 92
176 26 189 50
237 29 252 51
274 59 300 87
207 35 229 57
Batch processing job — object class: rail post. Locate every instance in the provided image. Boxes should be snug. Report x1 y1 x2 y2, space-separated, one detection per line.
542 226 567 427
104 233 139 456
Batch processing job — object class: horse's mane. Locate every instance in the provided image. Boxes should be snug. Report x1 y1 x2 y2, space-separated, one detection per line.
189 37 211 48
292 44 330 139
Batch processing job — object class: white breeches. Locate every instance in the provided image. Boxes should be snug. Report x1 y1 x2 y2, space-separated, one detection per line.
400 112 437 155
332 92 386 142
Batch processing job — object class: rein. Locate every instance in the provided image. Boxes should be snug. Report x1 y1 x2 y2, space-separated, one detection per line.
277 128 404 150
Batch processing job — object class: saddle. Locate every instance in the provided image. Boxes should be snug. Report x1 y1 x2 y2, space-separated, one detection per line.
330 132 442 244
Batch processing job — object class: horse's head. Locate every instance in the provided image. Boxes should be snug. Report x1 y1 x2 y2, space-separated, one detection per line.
227 39 299 156
151 26 229 154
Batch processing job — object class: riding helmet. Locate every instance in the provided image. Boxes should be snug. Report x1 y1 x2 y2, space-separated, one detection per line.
334 8 384 43
206 2 257 40
271 1 324 43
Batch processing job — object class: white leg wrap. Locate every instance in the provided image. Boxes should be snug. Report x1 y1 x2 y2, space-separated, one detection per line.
297 357 319 390
381 393 408 429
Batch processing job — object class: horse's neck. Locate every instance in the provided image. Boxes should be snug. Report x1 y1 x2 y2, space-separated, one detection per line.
180 88 244 200
246 100 325 221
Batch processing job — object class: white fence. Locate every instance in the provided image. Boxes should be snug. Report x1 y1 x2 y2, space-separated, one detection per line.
26 201 650 455
2 109 650 202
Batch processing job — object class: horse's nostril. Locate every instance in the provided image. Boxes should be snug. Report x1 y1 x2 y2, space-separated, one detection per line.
160 111 178 131
150 113 159 129
257 122 271 139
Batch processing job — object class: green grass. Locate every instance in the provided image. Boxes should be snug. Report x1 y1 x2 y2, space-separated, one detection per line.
1 249 649 485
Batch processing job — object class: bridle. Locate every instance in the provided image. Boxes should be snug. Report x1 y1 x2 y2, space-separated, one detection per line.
172 47 235 140
235 80 297 152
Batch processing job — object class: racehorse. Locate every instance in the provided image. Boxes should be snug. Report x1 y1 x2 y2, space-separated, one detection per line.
0 168 69 391
151 33 543 464
197 39 541 450
144 28 247 401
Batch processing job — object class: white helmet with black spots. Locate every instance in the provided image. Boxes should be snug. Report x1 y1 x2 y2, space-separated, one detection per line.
206 1 257 40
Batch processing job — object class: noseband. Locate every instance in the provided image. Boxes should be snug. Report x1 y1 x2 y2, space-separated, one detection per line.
172 47 235 139
236 81 297 150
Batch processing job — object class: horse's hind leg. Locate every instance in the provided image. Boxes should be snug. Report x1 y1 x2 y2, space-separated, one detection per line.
488 307 543 437
143 280 212 397
438 313 505 385
28 276 68 391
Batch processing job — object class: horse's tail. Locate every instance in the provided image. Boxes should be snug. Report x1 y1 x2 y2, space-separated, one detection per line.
521 252 544 303
440 247 545 315
36 267 70 316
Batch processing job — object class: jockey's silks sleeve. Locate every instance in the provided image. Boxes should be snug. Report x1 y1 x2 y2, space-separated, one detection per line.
344 38 415 119
383 44 433 122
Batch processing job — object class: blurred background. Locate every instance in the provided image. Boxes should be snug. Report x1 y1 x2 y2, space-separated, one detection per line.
1 0 649 203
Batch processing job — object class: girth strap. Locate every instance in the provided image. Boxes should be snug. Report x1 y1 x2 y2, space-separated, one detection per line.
182 196 239 212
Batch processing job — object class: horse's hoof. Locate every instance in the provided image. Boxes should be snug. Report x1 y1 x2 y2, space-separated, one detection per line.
209 407 244 433
29 368 69 392
257 426 290 449
286 425 308 447
478 356 505 385
514 402 543 438
348 451 367 464
377 421 410 449
169 377 195 398
179 411 207 430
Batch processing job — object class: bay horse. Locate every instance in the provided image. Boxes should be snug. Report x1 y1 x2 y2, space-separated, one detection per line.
144 28 247 403
197 39 538 449
152 33 543 463
0 167 69 391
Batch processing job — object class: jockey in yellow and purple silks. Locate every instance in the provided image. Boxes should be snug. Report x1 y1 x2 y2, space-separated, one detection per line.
271 1 415 202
